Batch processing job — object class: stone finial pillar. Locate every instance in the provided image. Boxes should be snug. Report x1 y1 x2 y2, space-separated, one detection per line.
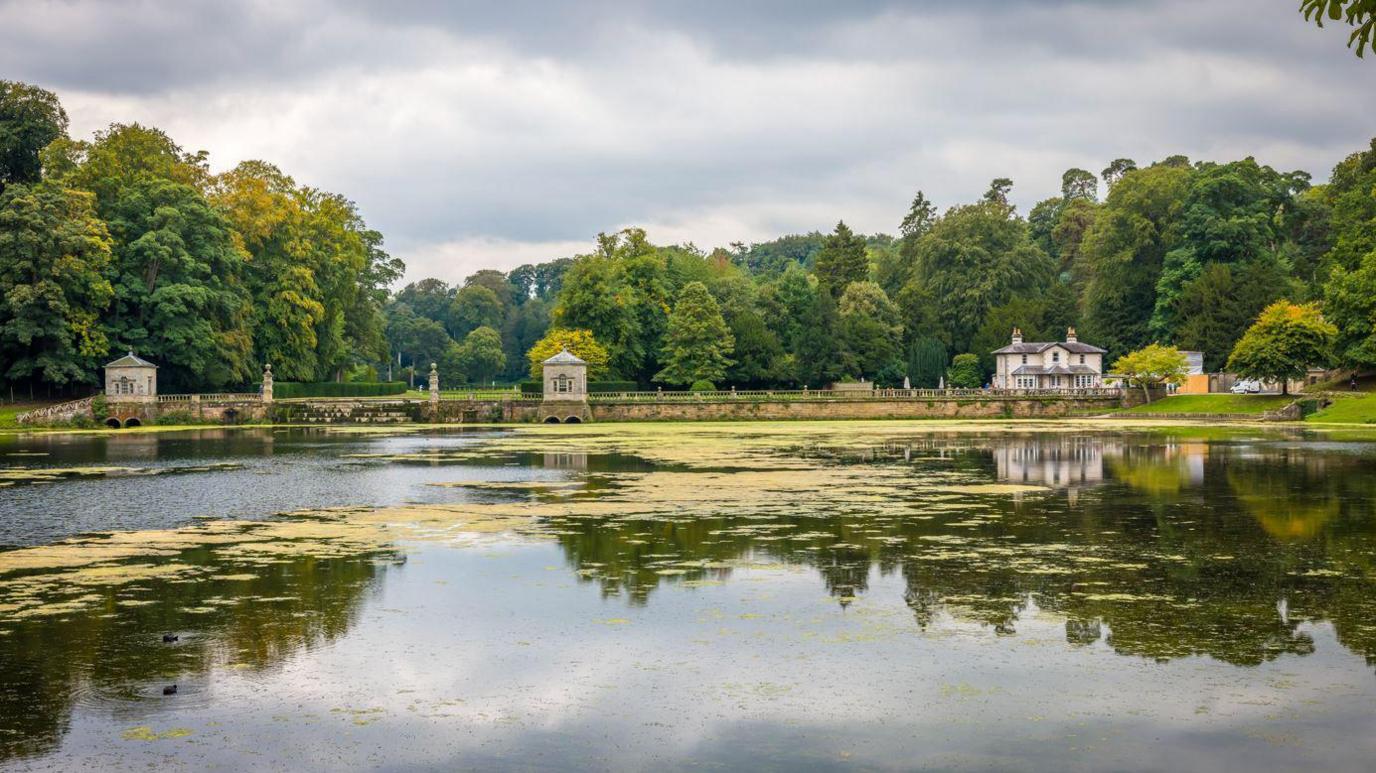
429 362 440 405
262 364 273 403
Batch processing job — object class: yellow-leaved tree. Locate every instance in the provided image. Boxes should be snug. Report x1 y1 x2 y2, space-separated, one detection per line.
526 328 611 380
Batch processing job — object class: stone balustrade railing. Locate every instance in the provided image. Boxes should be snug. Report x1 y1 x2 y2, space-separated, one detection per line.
157 393 261 403
15 396 96 424
584 387 1123 403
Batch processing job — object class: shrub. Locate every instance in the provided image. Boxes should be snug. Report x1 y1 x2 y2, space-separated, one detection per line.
689 380 717 392
91 394 108 421
945 353 983 389
155 410 196 426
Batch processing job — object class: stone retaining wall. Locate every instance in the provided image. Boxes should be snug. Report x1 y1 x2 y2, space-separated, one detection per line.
582 396 1121 422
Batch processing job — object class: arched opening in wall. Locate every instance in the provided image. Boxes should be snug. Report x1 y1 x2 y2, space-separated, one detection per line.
123 417 142 428
222 408 239 424
563 416 582 424
105 417 122 429
543 416 562 424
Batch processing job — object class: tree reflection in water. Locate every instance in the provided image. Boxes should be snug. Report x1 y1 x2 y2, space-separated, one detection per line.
0 548 395 763
538 432 1376 668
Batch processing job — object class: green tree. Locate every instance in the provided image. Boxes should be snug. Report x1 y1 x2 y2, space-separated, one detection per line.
982 178 1014 210
1227 301 1337 394
526 328 610 380
1301 0 1376 58
97 175 255 390
793 289 845 386
449 284 503 339
1080 162 1193 359
1051 197 1099 283
1172 259 1289 372
655 282 734 386
724 308 786 386
837 281 903 377
906 337 948 388
213 160 393 382
0 81 68 193
500 297 550 380
1323 252 1376 368
0 183 113 393
1061 168 1098 202
899 191 937 240
554 253 641 378
1148 159 1303 341
759 263 816 349
393 278 453 326
453 325 506 384
1316 138 1376 275
813 220 869 297
385 309 452 385
1101 159 1137 189
911 200 1054 353
945 353 983 388
1112 343 1190 402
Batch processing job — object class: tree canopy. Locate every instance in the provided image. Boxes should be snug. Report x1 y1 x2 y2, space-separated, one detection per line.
1227 301 1337 393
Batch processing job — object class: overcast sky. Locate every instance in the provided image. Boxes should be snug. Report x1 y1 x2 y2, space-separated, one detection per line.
3 0 1373 284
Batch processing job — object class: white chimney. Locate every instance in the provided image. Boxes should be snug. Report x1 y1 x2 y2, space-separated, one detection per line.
1066 327 1078 343
1011 327 1023 345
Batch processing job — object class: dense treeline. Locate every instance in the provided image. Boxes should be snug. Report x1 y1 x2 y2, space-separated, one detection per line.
3 79 1376 395
391 141 1375 390
0 81 401 397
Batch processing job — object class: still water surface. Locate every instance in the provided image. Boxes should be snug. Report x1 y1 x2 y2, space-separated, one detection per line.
2 422 1376 771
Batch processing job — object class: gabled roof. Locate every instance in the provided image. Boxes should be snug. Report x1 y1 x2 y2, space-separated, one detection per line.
992 341 1106 355
104 351 157 369
542 348 586 366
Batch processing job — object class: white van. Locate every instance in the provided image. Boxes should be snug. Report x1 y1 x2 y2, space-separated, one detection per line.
1230 379 1261 394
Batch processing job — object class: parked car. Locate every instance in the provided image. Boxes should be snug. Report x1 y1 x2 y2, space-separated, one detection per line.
1230 379 1262 394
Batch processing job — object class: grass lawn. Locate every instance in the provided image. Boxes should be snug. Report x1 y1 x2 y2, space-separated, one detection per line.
1121 393 1294 415
0 403 49 429
1307 393 1376 424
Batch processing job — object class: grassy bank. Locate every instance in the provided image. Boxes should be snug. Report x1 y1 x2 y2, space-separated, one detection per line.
0 403 49 429
1307 393 1376 424
1120 394 1293 415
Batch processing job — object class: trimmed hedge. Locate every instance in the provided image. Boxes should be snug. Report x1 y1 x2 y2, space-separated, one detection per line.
520 380 640 395
267 381 408 399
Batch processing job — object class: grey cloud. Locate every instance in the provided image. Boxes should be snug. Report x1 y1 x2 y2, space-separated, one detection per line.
2 0 1373 284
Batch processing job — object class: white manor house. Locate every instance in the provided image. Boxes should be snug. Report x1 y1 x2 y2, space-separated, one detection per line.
991 328 1105 390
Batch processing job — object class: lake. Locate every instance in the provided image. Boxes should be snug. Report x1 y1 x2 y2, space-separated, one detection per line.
2 421 1376 771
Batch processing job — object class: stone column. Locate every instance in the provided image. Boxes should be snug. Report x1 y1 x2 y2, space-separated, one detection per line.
262 364 273 403
429 362 440 405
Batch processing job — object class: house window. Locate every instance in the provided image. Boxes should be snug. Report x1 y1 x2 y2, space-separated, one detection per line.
1052 352 1060 363
1074 375 1094 388
1079 354 1086 364
1015 376 1036 389
1021 354 1027 364
552 375 573 393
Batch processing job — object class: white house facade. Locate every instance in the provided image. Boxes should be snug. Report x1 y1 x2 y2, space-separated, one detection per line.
991 328 1106 390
